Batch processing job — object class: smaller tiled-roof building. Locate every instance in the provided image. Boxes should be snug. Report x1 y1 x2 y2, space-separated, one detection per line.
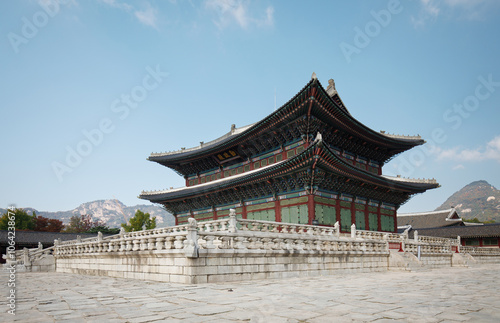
397 208 500 247
414 224 500 247
397 208 464 229
0 231 99 263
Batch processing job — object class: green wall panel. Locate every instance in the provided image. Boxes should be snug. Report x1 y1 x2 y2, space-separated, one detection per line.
381 214 395 232
315 204 336 225
369 213 378 231
281 204 308 224
355 211 365 230
340 208 351 232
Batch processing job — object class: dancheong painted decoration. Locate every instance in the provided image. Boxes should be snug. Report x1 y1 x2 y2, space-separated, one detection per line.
140 74 439 233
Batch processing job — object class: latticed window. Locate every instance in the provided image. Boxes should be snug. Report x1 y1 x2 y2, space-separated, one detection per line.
268 156 275 164
244 165 250 172
276 154 283 162
296 146 305 154
483 238 498 246
261 159 267 167
465 239 480 246
254 162 260 169
287 149 296 158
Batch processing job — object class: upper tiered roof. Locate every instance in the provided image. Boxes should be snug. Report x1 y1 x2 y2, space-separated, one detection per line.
148 75 425 177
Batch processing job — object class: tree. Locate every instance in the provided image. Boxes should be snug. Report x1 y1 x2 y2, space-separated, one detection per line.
34 215 64 232
64 214 104 233
121 210 156 232
0 208 35 230
463 217 496 224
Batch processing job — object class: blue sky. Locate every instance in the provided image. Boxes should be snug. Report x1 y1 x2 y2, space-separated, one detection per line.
1 0 500 213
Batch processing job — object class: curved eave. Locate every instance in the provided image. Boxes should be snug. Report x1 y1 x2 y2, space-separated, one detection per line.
313 80 425 149
140 138 438 203
148 79 317 165
148 78 424 167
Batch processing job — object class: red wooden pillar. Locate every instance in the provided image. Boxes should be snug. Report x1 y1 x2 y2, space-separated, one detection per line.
213 208 218 220
307 194 315 225
242 203 247 219
364 203 370 231
350 200 356 228
174 214 178 226
377 206 382 232
274 199 281 222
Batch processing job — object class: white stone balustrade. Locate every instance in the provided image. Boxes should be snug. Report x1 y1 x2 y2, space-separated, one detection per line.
461 246 500 255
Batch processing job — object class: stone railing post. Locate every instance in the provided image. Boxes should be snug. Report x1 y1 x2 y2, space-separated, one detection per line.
228 209 238 233
98 232 103 242
350 223 356 239
334 221 340 238
457 235 461 253
23 247 31 267
76 235 81 243
184 218 199 258
414 230 418 243
402 230 408 242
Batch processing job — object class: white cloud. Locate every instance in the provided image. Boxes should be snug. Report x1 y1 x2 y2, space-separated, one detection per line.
99 0 158 28
412 0 498 28
434 135 500 163
452 164 465 170
98 0 132 11
135 4 158 28
205 0 274 29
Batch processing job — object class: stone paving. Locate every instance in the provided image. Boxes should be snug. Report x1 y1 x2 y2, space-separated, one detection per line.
1 264 500 322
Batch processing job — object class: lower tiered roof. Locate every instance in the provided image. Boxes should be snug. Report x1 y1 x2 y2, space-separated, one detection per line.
140 134 439 214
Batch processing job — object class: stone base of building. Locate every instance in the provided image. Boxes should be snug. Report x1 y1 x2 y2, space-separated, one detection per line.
56 249 389 284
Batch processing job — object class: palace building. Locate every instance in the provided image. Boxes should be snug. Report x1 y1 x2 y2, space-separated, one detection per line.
140 74 439 233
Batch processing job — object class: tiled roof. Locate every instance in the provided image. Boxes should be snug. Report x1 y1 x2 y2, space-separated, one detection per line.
397 209 463 229
408 224 500 239
0 230 100 246
141 136 439 203
148 77 424 165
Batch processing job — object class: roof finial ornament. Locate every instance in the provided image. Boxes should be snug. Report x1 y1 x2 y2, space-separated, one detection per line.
311 72 317 80
231 124 236 133
314 132 323 145
326 79 337 97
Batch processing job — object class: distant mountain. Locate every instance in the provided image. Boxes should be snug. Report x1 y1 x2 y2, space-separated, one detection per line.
435 180 500 222
0 200 175 228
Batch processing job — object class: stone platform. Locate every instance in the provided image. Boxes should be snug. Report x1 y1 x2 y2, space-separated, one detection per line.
2 264 500 322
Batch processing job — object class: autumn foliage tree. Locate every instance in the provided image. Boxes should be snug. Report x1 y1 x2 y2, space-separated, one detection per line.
34 215 64 232
64 214 104 233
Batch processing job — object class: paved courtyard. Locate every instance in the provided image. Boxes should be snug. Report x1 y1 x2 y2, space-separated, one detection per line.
1 264 500 322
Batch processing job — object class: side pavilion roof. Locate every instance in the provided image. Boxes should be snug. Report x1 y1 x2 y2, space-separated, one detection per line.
397 208 463 229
